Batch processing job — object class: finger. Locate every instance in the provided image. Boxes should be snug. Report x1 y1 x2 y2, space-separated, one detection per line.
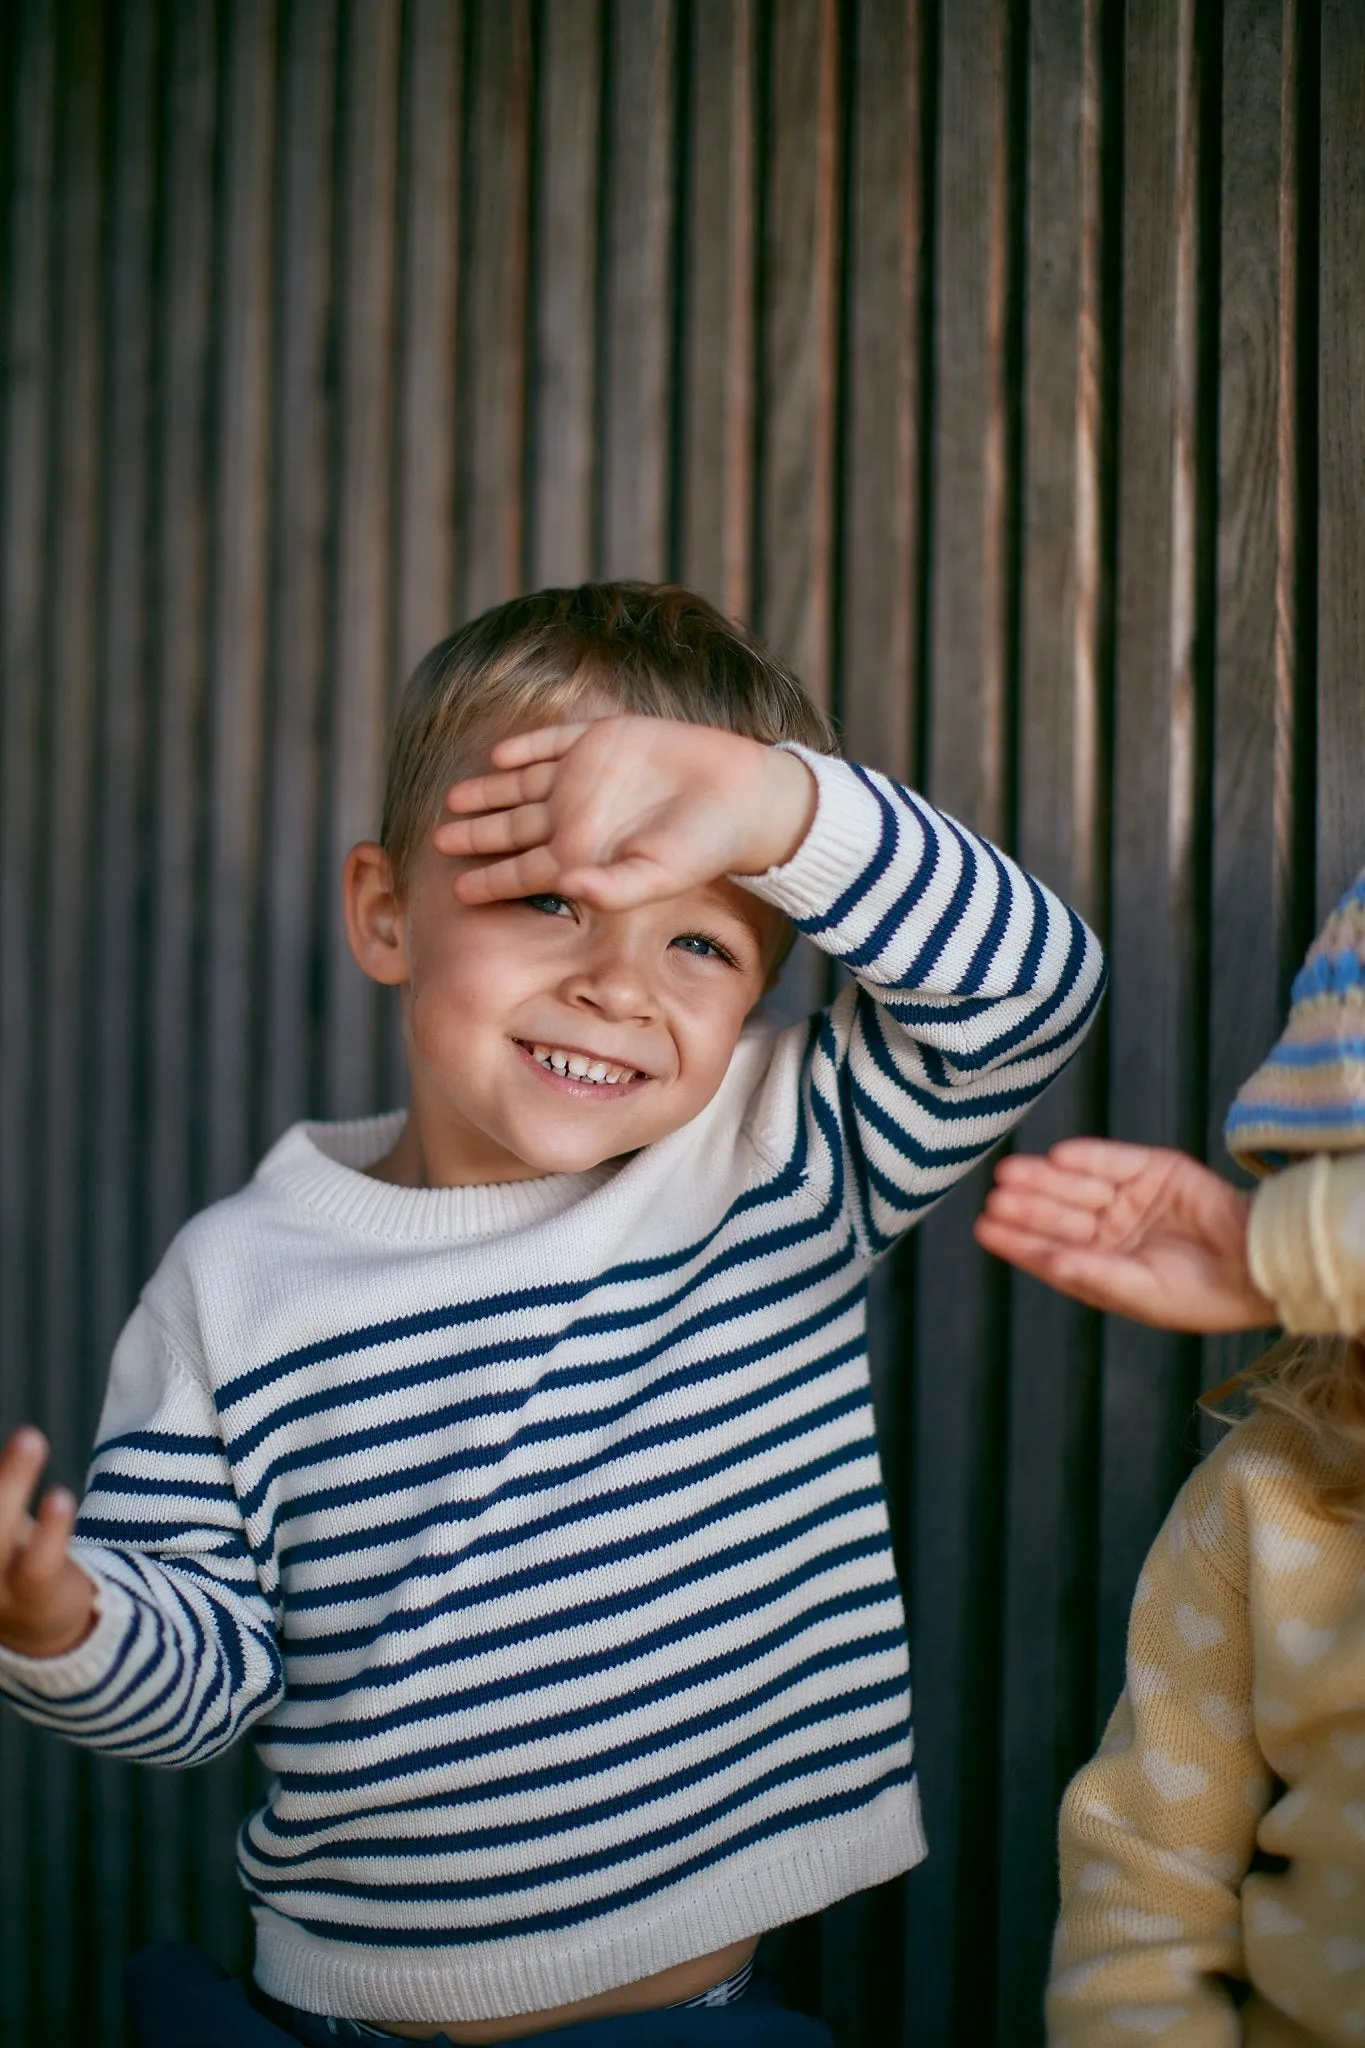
990 1154 1121 1211
444 761 557 817
435 803 553 859
487 722 595 769
0 1427 49 1546
979 1186 1101 1246
1045 1137 1180 1181
11 1487 77 1594
972 1219 1157 1317
450 845 562 904
553 856 678 913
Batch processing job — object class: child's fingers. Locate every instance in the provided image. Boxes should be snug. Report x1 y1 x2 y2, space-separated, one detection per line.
450 846 561 905
979 1185 1101 1246
444 761 557 817
436 803 552 860
10 1487 77 1595
991 1154 1121 1212
973 1217 1153 1315
552 856 674 912
487 723 594 769
1045 1137 1174 1181
0 1427 48 1549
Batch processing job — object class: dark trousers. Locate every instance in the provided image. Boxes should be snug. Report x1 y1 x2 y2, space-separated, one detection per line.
124 1944 835 2048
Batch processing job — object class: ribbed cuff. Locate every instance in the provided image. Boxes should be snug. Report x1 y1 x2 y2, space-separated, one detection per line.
737 750 909 924
1248 1155 1341 1335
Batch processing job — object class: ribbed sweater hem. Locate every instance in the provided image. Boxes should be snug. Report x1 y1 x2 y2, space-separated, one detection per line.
252 1782 924 2025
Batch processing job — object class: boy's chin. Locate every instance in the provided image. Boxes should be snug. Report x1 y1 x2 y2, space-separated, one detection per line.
517 1135 634 1176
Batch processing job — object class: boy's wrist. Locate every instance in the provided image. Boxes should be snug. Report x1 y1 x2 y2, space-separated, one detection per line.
730 748 819 875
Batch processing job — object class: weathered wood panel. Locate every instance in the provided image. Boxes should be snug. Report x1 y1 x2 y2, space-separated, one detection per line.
0 4 1353 2044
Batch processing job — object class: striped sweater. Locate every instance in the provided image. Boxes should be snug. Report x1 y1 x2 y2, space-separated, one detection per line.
0 754 1104 2026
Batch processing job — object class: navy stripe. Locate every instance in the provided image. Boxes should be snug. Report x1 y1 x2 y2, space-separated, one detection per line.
256 1622 907 1831
270 1551 897 1790
249 1677 909 1867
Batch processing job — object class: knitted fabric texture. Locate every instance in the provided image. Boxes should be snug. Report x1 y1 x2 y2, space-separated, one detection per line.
0 752 1104 2028
1048 1412 1365 2048
1225 869 1365 1176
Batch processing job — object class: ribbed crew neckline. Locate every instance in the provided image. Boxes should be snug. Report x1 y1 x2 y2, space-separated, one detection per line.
257 1112 619 1243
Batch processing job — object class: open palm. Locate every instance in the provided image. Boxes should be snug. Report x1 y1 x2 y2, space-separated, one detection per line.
973 1138 1277 1332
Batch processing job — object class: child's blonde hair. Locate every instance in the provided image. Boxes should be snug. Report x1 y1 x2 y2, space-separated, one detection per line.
1208 1335 1365 1521
381 582 839 896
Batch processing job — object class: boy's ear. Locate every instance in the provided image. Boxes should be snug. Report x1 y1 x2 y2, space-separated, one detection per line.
343 842 410 987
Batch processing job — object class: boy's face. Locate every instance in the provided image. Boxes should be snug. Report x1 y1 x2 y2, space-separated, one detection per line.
345 828 782 1187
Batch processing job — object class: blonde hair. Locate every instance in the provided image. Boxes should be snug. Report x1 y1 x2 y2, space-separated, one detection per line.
1205 1334 1365 1522
381 582 839 894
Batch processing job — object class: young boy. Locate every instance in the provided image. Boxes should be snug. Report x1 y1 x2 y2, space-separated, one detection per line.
0 584 1105 2045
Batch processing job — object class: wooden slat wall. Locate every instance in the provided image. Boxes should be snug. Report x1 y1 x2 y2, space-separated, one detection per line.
0 3 1357 2043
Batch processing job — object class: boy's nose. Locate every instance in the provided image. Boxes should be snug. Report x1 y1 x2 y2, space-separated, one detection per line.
558 938 658 1022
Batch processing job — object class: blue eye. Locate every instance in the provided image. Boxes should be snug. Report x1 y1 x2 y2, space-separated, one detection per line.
671 933 734 964
524 893 575 919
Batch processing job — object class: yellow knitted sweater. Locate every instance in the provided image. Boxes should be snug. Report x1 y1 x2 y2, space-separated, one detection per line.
1049 1155 1365 2048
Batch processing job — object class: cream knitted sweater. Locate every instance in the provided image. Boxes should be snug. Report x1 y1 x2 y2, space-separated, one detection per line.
1049 1152 1365 2048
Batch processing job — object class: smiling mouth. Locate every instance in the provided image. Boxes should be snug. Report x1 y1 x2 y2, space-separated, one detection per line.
518 1042 645 1086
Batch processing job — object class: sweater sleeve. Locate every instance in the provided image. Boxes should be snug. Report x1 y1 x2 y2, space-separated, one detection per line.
1047 1450 1266 2048
0 1300 284 1766
742 749 1107 1254
1247 1150 1365 1336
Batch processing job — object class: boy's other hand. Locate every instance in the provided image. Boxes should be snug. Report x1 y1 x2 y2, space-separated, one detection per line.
0 1427 96 1657
973 1139 1278 1332
435 716 818 910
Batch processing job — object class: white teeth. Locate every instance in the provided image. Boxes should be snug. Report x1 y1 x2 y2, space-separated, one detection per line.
528 1043 639 1085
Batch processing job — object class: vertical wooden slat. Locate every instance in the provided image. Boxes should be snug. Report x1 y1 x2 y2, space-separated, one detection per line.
838 0 926 785
995 1 1111 2034
260 0 338 1148
1098 0 1212 1700
677 0 756 618
527 0 601 588
1317 1 1365 911
828 7 928 2040
387 0 463 1105
903 0 1020 2037
321 0 401 1120
145 0 215 1267
455 0 532 620
0 7 55 2036
757 0 840 705
87 0 159 2026
139 0 217 1959
197 0 279 1972
205 0 276 1203
37 3 105 2032
597 0 676 582
1203 0 1299 1416
393 0 461 683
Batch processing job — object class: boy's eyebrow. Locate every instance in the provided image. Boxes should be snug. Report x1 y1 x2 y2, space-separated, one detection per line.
684 882 783 957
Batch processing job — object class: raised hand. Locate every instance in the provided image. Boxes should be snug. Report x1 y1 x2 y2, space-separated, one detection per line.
0 1427 96 1657
433 716 817 910
973 1138 1278 1332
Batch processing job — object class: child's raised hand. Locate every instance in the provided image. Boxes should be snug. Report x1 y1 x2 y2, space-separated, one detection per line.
0 1427 96 1658
973 1138 1278 1331
434 716 817 910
